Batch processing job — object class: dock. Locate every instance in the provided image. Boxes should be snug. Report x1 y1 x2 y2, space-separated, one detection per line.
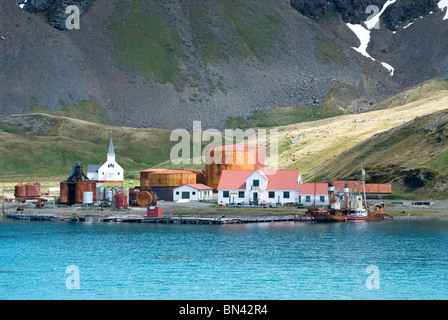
3 211 311 224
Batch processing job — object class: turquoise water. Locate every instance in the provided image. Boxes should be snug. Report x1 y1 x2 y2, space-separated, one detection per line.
0 216 447 300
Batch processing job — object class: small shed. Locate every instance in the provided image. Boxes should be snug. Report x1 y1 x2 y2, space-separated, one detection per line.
173 184 213 202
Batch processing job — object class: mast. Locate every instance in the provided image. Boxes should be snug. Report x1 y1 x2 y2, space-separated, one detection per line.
361 163 367 209
2 181 4 215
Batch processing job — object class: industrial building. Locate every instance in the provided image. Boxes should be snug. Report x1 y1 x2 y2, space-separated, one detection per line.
60 161 97 205
216 169 319 205
87 135 124 183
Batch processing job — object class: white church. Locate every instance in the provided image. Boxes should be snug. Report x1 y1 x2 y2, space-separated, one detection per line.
87 135 124 183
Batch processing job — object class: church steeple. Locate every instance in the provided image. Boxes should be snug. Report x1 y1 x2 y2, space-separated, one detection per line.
107 135 115 161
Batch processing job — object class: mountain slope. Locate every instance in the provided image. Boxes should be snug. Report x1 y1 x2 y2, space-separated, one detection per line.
1 0 448 129
275 79 448 177
2 79 446 184
308 108 448 198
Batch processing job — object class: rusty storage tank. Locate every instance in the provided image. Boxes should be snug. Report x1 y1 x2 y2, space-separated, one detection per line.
75 181 86 204
136 190 153 207
84 181 97 202
24 183 41 198
14 184 26 198
140 169 197 187
59 181 69 204
115 193 128 209
129 188 140 206
205 143 265 189
187 170 206 185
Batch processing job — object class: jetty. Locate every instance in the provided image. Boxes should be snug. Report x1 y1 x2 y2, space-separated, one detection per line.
3 211 311 224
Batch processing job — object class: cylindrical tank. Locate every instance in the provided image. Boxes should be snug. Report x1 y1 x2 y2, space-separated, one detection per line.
136 191 153 207
59 182 69 204
14 184 26 198
75 181 86 203
115 194 128 209
25 183 41 198
85 181 97 202
104 187 112 201
83 191 94 205
205 144 265 189
96 187 104 203
140 169 197 187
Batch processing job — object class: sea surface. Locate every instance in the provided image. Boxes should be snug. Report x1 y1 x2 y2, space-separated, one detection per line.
0 215 447 300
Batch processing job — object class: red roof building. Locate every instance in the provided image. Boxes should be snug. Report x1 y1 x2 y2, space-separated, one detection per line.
217 169 329 206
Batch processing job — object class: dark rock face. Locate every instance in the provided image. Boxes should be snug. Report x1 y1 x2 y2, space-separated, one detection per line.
290 0 438 30
24 0 91 30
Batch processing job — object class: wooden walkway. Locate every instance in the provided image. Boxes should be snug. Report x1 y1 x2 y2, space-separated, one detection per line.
4 212 312 224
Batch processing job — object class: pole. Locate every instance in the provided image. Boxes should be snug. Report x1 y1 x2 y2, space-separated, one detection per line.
2 184 4 214
361 163 367 209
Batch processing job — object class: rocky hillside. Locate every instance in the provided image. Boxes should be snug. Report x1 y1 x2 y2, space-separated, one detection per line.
309 108 448 198
1 0 448 130
291 0 439 30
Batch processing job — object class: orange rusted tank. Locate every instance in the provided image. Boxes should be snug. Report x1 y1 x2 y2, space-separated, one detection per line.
75 181 86 203
115 194 128 209
136 190 153 207
140 169 197 187
204 143 265 189
24 183 41 198
60 181 69 204
84 181 97 202
14 184 26 198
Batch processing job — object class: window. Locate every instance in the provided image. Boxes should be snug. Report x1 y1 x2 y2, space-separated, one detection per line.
238 191 245 198
320 196 325 203
176 191 179 195
306 195 311 203
269 191 275 199
253 180 259 187
223 191 229 198
283 191 290 199
192 192 196 195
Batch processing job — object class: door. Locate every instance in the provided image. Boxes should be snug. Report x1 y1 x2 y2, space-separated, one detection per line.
253 192 258 202
182 191 190 199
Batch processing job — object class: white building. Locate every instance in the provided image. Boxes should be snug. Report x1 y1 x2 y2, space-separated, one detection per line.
87 135 124 183
217 169 329 206
173 184 214 202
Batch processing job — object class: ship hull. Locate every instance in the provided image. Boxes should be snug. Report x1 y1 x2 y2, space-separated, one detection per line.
346 216 367 222
366 206 386 221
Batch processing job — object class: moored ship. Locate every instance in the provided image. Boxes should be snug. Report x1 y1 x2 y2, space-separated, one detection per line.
306 164 386 222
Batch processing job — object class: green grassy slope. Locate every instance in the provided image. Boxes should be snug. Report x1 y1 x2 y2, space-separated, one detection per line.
0 114 174 179
309 109 448 199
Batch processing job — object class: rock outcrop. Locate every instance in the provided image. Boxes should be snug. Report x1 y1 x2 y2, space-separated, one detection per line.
290 0 438 30
24 0 92 30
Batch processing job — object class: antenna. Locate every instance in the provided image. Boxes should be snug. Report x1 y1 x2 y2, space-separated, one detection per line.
361 162 367 209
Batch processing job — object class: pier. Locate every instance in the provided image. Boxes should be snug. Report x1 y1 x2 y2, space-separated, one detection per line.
3 211 311 224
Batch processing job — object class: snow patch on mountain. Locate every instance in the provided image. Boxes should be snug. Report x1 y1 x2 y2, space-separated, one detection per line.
439 0 448 20
346 1 397 76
